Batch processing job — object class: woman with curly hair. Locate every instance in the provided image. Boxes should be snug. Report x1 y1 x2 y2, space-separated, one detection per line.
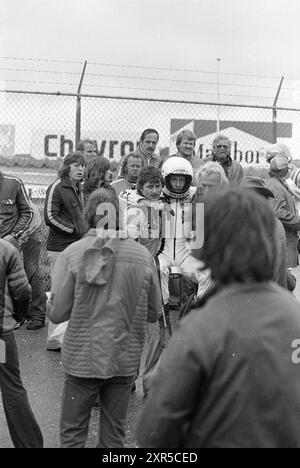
83 156 116 205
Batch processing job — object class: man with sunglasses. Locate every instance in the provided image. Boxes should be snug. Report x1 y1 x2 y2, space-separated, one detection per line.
203 134 243 186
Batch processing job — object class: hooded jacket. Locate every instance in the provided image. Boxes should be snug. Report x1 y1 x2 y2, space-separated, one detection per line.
0 239 31 336
48 230 161 378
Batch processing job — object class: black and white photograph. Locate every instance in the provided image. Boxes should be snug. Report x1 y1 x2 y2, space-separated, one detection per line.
1 0 300 450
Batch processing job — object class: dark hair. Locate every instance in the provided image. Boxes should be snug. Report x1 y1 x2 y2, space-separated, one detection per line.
77 139 98 152
119 152 144 178
84 156 111 194
198 189 276 285
140 128 159 142
84 188 119 230
58 152 86 179
136 166 164 195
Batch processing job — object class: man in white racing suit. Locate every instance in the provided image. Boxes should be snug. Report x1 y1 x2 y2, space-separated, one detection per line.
121 159 211 395
121 157 211 310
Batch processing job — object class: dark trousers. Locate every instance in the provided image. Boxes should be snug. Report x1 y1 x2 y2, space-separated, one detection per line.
21 228 47 322
60 373 135 448
0 332 43 447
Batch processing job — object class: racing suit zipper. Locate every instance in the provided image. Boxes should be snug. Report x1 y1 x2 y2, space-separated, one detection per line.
173 199 178 261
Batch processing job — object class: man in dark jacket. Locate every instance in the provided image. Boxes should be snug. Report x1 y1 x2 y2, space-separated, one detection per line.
137 189 300 448
48 188 161 448
0 239 43 448
0 169 33 247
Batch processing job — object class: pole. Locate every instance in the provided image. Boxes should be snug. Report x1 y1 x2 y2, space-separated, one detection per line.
272 76 284 143
216 58 221 133
75 60 87 148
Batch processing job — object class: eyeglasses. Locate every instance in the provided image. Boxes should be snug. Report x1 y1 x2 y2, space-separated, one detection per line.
216 144 229 149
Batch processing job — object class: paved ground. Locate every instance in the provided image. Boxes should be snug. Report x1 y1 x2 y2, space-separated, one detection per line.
0 325 144 448
1 267 300 448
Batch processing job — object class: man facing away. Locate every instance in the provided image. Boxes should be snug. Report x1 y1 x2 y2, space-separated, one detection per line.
48 188 161 448
137 189 300 448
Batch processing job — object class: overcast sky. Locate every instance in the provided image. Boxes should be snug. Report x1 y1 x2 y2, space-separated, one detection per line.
1 0 300 105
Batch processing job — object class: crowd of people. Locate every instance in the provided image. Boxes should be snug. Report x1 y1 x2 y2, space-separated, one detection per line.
1 128 300 448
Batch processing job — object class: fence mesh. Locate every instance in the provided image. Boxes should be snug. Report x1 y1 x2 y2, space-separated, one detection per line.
1 90 300 289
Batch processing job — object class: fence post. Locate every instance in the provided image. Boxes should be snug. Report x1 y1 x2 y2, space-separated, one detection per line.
272 76 284 143
75 61 87 148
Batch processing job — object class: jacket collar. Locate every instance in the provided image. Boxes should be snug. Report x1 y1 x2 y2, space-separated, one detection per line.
215 281 278 300
212 154 233 167
61 175 83 192
61 175 75 188
137 145 160 163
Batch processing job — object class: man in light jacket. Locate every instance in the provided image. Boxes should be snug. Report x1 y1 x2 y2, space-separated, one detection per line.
48 188 161 448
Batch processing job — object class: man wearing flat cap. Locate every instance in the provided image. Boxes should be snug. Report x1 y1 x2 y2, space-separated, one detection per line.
266 155 300 268
240 176 295 291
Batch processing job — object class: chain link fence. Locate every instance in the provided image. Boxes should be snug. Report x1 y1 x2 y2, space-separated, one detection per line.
1 90 300 289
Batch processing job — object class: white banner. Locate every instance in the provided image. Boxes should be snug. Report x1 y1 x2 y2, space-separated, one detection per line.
170 119 298 166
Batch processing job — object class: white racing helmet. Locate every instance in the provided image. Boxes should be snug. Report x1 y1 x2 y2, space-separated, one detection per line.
161 156 193 198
